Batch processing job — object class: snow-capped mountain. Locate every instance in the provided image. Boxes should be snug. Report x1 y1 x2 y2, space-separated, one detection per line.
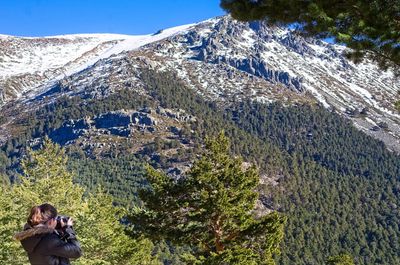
0 24 194 103
1 16 399 151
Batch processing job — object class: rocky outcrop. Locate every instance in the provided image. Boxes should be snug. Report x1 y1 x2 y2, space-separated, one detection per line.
183 18 304 92
94 111 132 128
156 107 196 122
49 118 91 145
226 57 303 92
49 110 160 144
94 110 158 128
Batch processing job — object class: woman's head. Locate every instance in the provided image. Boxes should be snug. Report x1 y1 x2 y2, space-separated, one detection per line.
27 203 58 227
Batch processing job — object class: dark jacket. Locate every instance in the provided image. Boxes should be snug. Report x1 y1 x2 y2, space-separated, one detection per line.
14 224 82 265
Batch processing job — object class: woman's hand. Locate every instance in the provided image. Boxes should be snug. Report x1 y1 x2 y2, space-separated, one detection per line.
67 218 74 227
61 217 74 227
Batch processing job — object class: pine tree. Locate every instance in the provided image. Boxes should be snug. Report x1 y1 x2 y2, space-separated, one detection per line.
395 100 400 112
79 188 159 265
0 137 158 265
327 253 355 265
0 185 27 264
129 132 286 264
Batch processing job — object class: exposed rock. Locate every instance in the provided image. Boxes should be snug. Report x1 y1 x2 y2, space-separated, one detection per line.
169 126 181 135
50 118 91 145
109 127 132 137
132 112 157 126
94 111 132 128
156 107 196 122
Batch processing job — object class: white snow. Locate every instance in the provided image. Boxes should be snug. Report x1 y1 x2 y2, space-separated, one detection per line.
64 23 196 76
0 23 195 79
0 23 196 101
241 29 255 48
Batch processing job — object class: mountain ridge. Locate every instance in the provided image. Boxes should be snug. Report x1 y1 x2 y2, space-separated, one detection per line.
0 22 196 104
0 15 399 151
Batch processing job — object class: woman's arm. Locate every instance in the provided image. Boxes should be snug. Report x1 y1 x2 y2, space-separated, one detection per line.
44 228 82 259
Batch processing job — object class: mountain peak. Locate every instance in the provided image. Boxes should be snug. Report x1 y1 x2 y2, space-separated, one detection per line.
0 21 198 104
1 15 399 151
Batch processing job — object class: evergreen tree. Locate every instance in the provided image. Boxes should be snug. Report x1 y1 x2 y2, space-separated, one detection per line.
129 132 286 264
79 188 159 265
0 185 27 264
327 253 355 265
0 137 158 265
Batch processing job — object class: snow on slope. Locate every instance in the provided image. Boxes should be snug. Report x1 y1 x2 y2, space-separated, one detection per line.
58 23 196 77
133 16 400 151
0 23 195 104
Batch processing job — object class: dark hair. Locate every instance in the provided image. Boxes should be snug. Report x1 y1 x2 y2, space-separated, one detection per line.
27 203 58 227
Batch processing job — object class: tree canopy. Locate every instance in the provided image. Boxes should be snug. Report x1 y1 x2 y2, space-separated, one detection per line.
128 132 286 264
220 0 400 74
327 253 355 265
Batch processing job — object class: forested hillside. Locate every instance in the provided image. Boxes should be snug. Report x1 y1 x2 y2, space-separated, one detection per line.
1 70 399 264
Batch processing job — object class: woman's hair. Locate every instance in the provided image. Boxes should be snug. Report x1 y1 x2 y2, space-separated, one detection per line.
27 203 58 227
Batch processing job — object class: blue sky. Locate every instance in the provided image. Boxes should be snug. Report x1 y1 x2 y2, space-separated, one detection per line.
0 0 225 37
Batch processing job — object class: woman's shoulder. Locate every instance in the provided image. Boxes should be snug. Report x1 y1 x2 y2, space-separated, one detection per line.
14 224 54 241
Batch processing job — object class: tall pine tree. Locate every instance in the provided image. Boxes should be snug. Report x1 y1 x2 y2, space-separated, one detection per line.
129 132 286 264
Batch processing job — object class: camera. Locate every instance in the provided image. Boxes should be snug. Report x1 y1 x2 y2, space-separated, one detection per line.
55 215 70 230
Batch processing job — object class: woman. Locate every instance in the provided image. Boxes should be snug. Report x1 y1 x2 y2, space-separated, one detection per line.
14 203 82 265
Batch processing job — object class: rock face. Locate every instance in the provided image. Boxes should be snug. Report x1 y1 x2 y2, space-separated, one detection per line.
187 20 304 92
156 107 196 123
226 57 303 92
94 112 132 128
49 110 160 145
132 112 157 126
50 119 91 145
94 110 157 128
0 15 399 151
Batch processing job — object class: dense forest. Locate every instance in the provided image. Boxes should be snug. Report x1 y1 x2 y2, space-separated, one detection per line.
1 70 399 264
229 101 400 264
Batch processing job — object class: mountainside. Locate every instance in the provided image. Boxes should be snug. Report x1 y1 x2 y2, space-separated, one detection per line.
0 16 399 152
1 15 400 265
0 23 194 104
